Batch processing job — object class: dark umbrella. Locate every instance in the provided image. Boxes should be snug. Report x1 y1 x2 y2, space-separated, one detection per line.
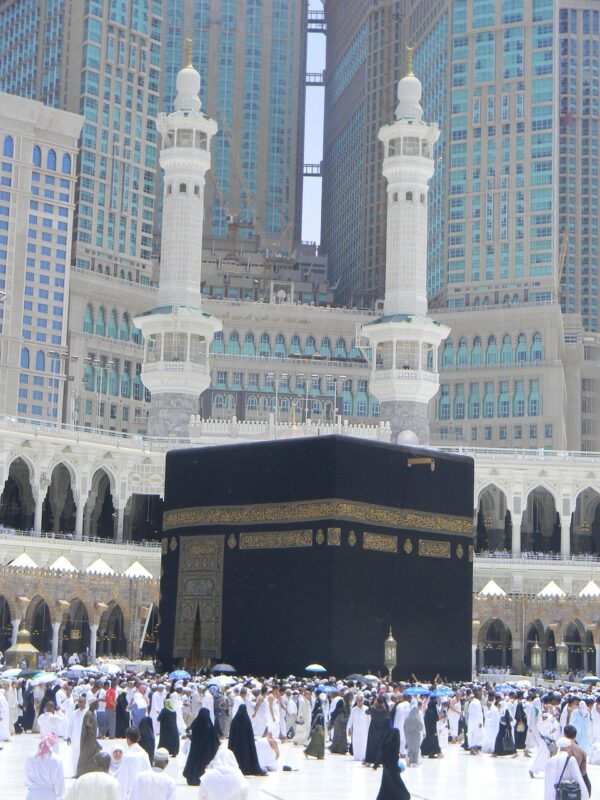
18 668 41 679
211 663 237 674
346 673 366 682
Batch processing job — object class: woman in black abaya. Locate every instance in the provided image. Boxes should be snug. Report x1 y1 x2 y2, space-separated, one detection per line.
365 697 391 766
493 706 517 757
138 715 155 763
228 703 266 775
375 728 410 800
115 691 129 738
183 707 220 785
420 701 441 758
157 698 180 756
304 697 326 759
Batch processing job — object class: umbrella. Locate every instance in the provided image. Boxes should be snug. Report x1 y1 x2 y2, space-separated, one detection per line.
363 674 379 682
18 668 41 679
67 664 86 673
0 668 22 679
206 675 236 689
30 672 57 686
346 673 366 682
403 686 430 696
169 670 190 680
211 663 237 674
317 685 338 695
431 686 454 697
99 663 121 676
305 664 327 674
582 676 600 684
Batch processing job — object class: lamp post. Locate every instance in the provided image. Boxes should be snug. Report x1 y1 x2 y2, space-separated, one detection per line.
384 627 397 682
326 373 347 425
531 637 542 678
557 636 569 675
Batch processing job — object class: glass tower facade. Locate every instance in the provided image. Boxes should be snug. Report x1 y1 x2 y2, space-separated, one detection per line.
161 0 307 255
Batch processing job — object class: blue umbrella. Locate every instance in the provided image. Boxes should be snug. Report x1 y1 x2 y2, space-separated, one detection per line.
403 685 430 696
317 685 338 694
169 669 190 680
431 686 454 697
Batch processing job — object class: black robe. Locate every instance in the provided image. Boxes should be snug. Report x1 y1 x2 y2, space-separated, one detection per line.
514 702 528 749
494 709 516 756
420 703 441 758
138 715 156 763
228 704 265 776
183 708 220 785
157 706 180 756
304 702 325 759
365 704 391 766
376 728 411 800
22 688 35 731
115 692 129 738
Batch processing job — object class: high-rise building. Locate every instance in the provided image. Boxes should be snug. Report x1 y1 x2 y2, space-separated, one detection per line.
0 93 82 422
321 0 402 307
161 0 308 255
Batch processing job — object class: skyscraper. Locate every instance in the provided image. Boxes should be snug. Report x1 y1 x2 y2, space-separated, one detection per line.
321 0 403 307
161 0 308 256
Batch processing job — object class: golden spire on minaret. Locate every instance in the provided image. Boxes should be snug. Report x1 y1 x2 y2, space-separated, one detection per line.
185 37 193 68
406 46 414 77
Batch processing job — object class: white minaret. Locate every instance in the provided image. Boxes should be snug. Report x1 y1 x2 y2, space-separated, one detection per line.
135 46 222 438
362 50 449 445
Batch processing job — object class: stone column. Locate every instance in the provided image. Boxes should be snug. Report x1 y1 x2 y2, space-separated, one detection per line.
114 506 124 542
511 513 522 555
11 618 21 645
89 624 98 662
561 515 571 558
477 644 484 672
595 644 600 677
51 622 60 664
75 501 84 540
33 495 43 533
472 645 477 677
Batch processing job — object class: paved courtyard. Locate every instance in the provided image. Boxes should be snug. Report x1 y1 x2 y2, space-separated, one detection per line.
2 732 595 799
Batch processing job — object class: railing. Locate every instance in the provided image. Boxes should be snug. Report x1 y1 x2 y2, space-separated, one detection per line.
441 445 600 462
0 526 161 548
475 552 600 564
372 368 438 383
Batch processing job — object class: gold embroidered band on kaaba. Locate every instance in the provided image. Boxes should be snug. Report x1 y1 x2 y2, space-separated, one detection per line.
163 498 473 538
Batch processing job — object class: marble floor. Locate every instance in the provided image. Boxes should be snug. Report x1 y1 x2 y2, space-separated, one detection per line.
2 734 595 799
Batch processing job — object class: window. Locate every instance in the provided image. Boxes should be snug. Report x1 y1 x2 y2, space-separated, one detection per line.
47 150 56 170
531 332 543 362
442 339 454 368
83 304 94 333
35 350 45 371
500 335 512 365
179 183 186 193
486 335 497 365
61 154 71 174
20 347 30 369
3 136 13 158
33 146 41 167
516 333 527 363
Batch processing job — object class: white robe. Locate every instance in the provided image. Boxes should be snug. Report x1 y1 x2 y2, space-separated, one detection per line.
544 752 589 800
531 713 559 776
252 697 268 737
149 691 164 735
116 743 151 800
67 770 121 800
482 705 500 753
199 747 249 800
591 705 600 744
202 692 215 725
292 695 311 746
347 704 371 762
67 708 87 775
170 693 186 735
128 768 176 800
25 752 65 800
447 697 462 738
393 701 409 755
467 697 484 748
256 737 279 771
0 690 11 741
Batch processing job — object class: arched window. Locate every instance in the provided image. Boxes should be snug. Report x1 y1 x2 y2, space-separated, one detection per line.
290 334 301 355
305 336 316 356
133 375 144 401
119 315 130 341
179 183 187 193
243 331 255 357
194 185 200 196
531 332 543 363
120 371 131 398
320 336 331 357
471 336 483 366
20 347 30 369
406 191 413 201
3 136 13 158
83 304 94 334
95 307 106 337
131 327 142 345
84 363 94 391
441 339 454 368
503 294 510 306
438 384 450 420
486 335 497 365
226 331 240 356
516 333 527 364
107 310 118 339
335 337 347 358
500 335 513 364
474 297 481 307
47 149 56 170
61 153 71 174
211 330 224 354
274 334 286 358
35 350 45 371
108 365 119 396
528 379 541 416
246 395 257 411
32 145 41 167
456 337 468 366
259 333 270 357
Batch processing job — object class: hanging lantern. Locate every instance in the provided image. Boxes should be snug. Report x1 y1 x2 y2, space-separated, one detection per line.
557 638 569 673
531 639 542 672
384 627 397 681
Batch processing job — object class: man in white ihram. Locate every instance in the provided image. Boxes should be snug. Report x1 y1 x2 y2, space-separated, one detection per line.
116 726 151 800
129 747 176 800
544 736 589 800
467 689 484 754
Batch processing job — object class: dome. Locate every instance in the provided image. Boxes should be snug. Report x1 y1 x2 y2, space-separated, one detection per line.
174 64 201 113
397 429 419 446
395 73 423 121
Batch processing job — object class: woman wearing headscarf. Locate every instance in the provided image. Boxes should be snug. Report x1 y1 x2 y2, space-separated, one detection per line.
304 697 326 760
109 744 124 778
329 692 351 754
115 690 129 738
228 703 266 775
138 714 156 763
570 700 591 754
25 733 65 800
492 703 516 757
365 696 391 766
375 728 410 800
184 707 221 785
420 700 441 759
403 703 424 767
157 697 180 756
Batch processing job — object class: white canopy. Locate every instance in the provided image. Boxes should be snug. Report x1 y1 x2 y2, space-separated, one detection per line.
9 552 38 568
537 580 566 598
478 579 507 597
123 560 152 578
49 555 77 572
85 558 115 575
579 580 600 598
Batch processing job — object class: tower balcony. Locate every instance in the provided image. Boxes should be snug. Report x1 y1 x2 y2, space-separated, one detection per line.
368 366 440 405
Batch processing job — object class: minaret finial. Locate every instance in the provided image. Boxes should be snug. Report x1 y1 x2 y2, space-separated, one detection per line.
185 37 193 68
406 46 414 77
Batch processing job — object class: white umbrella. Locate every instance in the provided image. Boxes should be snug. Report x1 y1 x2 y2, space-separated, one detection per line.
305 663 327 673
0 668 22 679
206 675 236 689
68 664 86 673
31 672 57 686
99 663 121 676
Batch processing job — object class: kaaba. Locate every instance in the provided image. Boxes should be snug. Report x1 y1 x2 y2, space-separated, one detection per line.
159 436 474 680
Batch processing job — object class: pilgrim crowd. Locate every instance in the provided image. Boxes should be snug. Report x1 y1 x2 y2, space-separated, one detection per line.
1 668 600 799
